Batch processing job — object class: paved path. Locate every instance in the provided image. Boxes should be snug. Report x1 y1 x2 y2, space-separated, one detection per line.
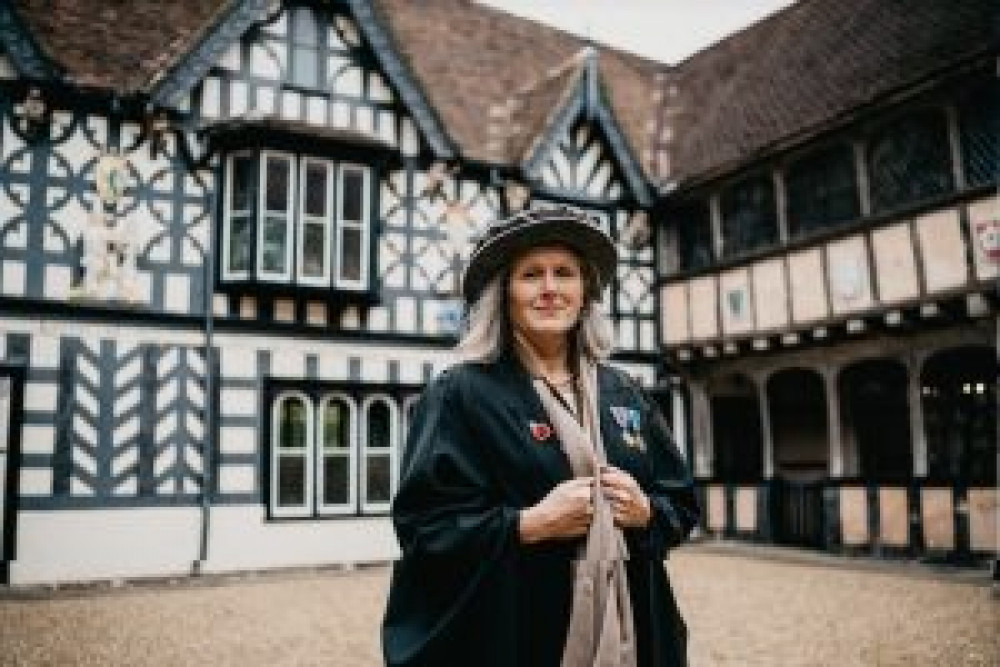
1 546 996 666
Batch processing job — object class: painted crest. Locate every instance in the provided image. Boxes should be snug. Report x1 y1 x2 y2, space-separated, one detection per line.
974 218 1000 262
95 152 129 206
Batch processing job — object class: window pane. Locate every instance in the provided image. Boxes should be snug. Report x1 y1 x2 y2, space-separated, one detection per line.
279 397 307 449
676 201 713 271
305 162 329 217
291 46 320 88
340 228 362 281
367 401 391 450
231 155 255 211
959 83 999 189
341 170 364 221
262 216 288 273
278 455 306 506
366 454 391 503
323 400 351 451
229 216 253 273
868 111 953 213
302 222 327 277
720 175 778 256
323 455 349 505
786 145 859 235
292 7 320 46
266 157 290 212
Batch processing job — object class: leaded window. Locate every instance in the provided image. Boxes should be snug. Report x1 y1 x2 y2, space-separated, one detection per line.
271 392 314 518
867 109 953 214
720 175 778 257
958 83 999 189
222 151 372 291
786 144 859 235
675 201 714 271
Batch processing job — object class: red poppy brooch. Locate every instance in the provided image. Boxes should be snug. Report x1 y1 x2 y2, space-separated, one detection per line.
529 421 553 442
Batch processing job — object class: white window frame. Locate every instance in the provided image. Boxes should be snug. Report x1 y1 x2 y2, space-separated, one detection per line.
257 150 296 282
222 151 255 281
296 157 334 286
360 393 398 513
400 393 421 460
316 393 357 515
334 163 371 290
270 391 315 518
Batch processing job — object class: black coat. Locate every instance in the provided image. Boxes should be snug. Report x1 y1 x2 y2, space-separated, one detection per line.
382 353 699 666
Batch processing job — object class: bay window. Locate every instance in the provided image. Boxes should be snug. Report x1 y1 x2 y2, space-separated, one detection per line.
222 151 373 292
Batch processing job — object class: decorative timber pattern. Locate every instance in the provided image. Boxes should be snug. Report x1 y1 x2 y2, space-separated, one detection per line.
537 122 625 201
51 337 210 504
184 5 422 156
0 103 212 310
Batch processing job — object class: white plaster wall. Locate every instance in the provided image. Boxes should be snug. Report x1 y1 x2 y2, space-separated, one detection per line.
660 283 689 344
826 236 874 315
689 276 718 340
9 508 202 584
787 249 827 323
751 258 788 331
871 222 919 304
915 208 968 292
204 506 399 572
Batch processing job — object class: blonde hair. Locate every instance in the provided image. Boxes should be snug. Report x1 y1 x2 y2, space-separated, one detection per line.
455 255 615 364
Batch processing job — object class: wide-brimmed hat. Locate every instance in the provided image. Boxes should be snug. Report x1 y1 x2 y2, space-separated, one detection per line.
461 206 617 304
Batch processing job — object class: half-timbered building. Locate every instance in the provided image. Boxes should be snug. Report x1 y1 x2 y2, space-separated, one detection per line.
0 0 995 585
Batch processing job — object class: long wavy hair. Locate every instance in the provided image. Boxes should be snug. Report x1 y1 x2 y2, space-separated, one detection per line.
455 248 615 364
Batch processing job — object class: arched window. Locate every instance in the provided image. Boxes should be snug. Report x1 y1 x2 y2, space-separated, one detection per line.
318 394 356 514
271 392 314 517
362 396 398 512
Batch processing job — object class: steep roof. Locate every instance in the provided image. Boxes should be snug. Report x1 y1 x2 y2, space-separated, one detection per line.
11 0 231 94
372 0 662 175
656 0 999 187
7 0 995 189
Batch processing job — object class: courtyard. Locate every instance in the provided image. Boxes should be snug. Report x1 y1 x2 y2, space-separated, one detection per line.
0 544 995 666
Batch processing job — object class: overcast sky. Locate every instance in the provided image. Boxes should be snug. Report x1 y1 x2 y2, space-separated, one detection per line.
476 0 796 64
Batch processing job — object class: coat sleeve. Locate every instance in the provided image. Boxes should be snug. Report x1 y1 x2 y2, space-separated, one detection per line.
383 368 522 666
633 384 700 561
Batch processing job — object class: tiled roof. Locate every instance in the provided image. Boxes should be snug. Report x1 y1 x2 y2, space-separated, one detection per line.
8 0 995 188
371 0 663 175
11 0 230 94
656 0 999 186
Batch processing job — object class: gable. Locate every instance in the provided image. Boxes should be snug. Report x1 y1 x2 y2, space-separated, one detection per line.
534 119 626 202
153 1 451 159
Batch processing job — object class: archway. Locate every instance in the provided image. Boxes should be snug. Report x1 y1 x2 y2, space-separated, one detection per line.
839 359 912 481
707 373 763 482
767 368 828 548
768 368 828 482
921 346 997 484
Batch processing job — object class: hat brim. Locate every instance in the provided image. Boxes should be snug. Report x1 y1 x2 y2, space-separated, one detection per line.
462 216 617 304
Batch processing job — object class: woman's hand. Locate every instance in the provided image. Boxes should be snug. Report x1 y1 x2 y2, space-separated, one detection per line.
518 477 594 544
600 466 651 529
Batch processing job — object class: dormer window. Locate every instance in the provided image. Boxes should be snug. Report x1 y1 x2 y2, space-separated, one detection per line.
221 150 372 292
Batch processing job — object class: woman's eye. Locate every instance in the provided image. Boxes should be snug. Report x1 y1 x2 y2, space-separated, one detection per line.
555 266 579 278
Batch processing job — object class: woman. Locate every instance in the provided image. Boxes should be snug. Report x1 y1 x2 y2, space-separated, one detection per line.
382 207 699 666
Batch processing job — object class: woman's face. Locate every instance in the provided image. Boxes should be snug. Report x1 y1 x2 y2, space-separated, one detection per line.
508 245 586 347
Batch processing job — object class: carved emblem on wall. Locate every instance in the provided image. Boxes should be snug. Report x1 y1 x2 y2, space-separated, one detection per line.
726 288 747 319
70 151 144 303
70 209 142 303
974 219 1000 262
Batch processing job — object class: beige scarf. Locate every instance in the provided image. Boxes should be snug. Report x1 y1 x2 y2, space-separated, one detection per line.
531 359 637 667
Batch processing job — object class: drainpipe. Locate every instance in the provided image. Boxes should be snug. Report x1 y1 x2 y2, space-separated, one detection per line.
194 182 218 575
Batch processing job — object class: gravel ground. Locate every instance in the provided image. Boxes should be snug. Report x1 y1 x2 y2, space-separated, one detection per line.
0 546 996 666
